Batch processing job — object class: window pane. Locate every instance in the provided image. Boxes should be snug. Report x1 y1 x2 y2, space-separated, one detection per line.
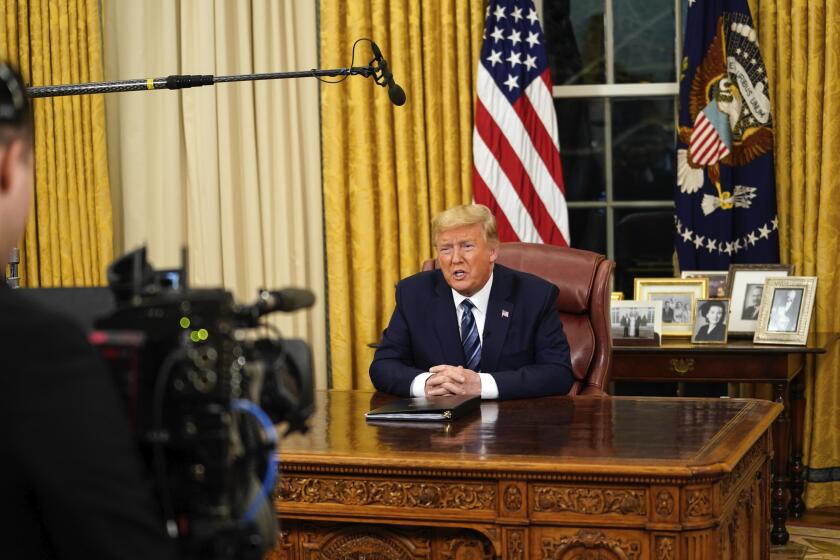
569 208 606 254
611 97 675 201
613 0 676 83
613 208 674 298
556 98 605 202
544 0 605 85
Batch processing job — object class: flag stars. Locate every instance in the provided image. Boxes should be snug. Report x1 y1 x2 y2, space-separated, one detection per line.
771 217 779 230
526 31 540 48
758 224 771 239
486 49 502 67
503 74 519 91
706 238 717 253
733 238 742 252
527 8 539 25
490 26 504 43
507 51 522 68
693 234 705 249
724 241 734 255
511 6 523 22
747 231 758 245
494 5 506 20
523 54 537 71
681 227 694 243
508 30 522 47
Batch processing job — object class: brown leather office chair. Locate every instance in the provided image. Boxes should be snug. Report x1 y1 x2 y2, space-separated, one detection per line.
422 242 614 396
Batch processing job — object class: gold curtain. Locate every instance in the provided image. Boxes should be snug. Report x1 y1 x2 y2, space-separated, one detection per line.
102 0 328 389
751 0 840 507
0 0 113 286
320 1 485 390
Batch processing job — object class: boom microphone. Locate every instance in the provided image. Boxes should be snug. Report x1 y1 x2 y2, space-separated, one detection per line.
370 42 406 106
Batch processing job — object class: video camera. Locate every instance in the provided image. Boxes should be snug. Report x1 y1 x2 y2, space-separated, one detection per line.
91 248 314 560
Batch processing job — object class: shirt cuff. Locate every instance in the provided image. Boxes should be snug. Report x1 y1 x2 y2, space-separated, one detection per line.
410 372 433 397
479 373 499 400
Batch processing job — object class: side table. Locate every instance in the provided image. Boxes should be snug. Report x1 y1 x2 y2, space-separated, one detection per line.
611 332 839 546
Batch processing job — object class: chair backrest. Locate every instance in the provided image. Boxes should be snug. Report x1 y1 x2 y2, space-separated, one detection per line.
421 242 614 396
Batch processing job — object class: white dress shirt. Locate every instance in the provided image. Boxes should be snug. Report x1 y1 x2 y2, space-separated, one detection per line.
410 273 500 399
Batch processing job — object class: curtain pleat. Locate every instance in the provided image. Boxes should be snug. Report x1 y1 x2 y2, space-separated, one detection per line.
753 0 840 507
1 0 113 286
320 0 485 391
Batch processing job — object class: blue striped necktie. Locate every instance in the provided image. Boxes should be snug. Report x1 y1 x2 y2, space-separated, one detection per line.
460 299 481 372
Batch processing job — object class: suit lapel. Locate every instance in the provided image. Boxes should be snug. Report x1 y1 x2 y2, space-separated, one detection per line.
481 265 514 372
432 272 465 365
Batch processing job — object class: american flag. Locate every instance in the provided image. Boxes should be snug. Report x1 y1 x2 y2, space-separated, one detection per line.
473 0 569 246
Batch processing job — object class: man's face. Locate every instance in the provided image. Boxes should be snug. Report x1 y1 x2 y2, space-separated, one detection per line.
747 286 762 305
435 224 497 297
0 139 34 260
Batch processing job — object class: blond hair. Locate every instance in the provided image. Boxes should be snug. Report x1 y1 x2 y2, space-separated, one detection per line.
431 204 498 244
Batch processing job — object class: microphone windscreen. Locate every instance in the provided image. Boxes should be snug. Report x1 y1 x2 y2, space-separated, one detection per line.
389 83 406 106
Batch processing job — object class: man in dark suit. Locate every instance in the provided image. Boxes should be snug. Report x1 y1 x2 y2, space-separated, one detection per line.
370 204 573 400
0 64 176 559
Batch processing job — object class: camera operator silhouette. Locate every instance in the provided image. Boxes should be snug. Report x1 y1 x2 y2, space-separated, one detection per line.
0 63 177 558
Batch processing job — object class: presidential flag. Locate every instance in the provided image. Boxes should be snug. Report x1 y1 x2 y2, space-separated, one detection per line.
473 0 569 246
676 0 779 269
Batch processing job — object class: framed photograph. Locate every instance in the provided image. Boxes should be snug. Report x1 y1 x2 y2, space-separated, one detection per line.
610 300 662 346
634 278 708 337
681 270 729 297
691 299 730 344
754 277 818 345
610 292 624 301
726 264 793 336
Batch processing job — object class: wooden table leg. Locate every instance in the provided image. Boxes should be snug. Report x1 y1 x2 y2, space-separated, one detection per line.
788 371 807 519
771 381 790 545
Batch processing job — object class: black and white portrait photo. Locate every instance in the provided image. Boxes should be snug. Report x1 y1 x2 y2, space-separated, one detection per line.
691 299 729 343
650 294 692 324
767 288 803 332
740 283 763 320
610 301 660 345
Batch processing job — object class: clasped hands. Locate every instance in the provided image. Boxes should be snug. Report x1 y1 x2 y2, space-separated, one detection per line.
424 365 481 397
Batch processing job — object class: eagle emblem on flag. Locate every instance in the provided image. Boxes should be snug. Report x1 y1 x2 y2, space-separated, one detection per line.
676 0 779 269
678 14 773 215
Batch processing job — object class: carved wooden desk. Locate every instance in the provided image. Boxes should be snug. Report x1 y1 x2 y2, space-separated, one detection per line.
611 333 838 545
272 392 780 560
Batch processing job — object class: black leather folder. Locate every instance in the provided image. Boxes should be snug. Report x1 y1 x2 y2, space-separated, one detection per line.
364 394 480 422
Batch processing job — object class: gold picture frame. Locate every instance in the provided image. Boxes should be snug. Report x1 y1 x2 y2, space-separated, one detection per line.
634 278 708 337
753 277 817 346
610 292 624 301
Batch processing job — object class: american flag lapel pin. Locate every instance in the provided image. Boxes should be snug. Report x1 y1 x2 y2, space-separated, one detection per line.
501 309 510 318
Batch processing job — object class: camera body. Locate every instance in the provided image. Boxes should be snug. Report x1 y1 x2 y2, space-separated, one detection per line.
92 248 313 559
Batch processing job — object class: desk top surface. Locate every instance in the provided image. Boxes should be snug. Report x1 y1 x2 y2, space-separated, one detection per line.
279 392 780 478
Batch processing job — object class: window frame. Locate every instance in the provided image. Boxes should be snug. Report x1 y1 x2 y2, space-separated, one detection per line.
539 0 683 282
